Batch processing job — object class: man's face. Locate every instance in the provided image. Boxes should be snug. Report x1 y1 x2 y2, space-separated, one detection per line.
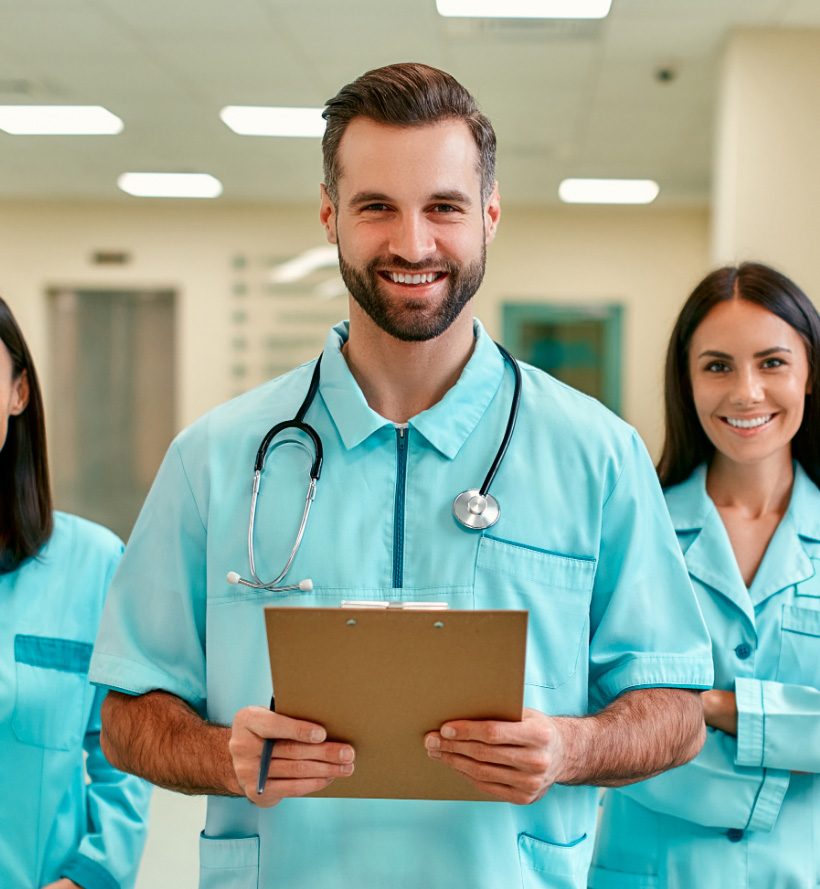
320 117 500 342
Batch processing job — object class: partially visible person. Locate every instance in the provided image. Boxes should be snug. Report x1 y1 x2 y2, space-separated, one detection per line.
0 296 151 889
590 262 820 888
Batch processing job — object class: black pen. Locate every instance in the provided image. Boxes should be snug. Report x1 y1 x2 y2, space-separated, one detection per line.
256 695 276 795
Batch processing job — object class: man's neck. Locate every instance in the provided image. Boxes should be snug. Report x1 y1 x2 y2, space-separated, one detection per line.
342 306 476 423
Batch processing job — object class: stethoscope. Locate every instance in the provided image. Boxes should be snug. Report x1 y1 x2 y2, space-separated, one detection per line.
226 342 521 593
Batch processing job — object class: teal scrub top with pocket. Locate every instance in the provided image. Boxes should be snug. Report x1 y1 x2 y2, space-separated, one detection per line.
1 512 151 889
91 320 713 889
590 463 820 889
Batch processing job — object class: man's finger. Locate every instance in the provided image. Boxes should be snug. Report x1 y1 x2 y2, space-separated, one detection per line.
266 757 355 781
271 740 355 763
437 710 550 746
243 708 327 744
426 736 547 771
254 777 335 806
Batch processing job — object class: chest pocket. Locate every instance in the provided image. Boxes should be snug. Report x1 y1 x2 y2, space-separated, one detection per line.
778 605 820 688
474 537 594 691
12 634 93 750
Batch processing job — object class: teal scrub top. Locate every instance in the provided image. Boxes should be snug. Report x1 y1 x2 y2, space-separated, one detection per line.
91 321 712 889
590 463 820 889
1 512 151 889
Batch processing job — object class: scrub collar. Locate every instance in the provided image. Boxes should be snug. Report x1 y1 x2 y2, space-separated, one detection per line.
318 319 506 459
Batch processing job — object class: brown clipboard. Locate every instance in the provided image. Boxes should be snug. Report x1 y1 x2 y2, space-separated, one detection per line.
264 606 527 801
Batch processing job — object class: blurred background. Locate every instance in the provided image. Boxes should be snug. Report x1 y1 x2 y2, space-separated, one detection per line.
2 1 819 883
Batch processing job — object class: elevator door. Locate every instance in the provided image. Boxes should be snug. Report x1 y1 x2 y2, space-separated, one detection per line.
48 288 176 541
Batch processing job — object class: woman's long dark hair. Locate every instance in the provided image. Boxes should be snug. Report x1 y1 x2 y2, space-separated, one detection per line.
0 297 52 572
658 262 820 489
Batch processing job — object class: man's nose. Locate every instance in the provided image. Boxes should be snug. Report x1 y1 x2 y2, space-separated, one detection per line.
388 214 436 264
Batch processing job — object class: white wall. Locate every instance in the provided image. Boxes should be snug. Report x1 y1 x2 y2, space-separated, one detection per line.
0 199 709 457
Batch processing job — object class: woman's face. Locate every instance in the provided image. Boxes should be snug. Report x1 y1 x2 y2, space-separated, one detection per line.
688 298 811 469
0 340 29 453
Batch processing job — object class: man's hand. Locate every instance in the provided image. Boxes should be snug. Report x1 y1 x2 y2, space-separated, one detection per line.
41 880 81 889
230 706 355 807
424 708 565 804
701 689 737 736
425 688 705 799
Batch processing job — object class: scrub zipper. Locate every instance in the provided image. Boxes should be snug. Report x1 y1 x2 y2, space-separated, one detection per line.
393 426 408 588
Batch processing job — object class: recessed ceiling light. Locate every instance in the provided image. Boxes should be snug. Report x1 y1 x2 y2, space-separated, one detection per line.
117 172 223 199
436 0 611 18
0 105 123 135
220 106 326 138
558 178 660 204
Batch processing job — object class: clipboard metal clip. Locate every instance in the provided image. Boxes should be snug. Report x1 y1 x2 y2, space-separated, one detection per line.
340 600 449 611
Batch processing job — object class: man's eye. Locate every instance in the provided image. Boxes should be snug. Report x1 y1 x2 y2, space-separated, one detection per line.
361 203 390 212
432 204 458 213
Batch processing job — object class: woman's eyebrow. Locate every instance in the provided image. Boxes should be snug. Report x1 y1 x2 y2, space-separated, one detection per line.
696 346 792 359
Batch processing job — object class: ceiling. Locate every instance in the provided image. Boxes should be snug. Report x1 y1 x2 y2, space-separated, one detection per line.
1 0 819 206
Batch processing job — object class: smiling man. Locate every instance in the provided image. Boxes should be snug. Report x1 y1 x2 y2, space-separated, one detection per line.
90 63 713 888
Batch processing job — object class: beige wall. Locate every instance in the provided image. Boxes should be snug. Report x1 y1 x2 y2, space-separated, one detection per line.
0 200 709 459
713 29 820 300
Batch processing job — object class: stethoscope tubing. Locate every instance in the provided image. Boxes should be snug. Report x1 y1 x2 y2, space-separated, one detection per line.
230 343 521 591
478 343 521 497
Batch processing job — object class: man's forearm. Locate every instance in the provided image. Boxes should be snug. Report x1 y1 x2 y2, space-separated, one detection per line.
100 690 242 796
554 687 705 787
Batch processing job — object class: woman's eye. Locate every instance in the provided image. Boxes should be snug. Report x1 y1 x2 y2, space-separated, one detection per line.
762 357 784 369
705 361 730 373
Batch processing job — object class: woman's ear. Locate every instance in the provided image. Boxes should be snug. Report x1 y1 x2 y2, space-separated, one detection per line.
10 369 29 416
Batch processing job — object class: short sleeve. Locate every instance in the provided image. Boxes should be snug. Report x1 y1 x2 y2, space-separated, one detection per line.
90 438 208 709
588 430 713 711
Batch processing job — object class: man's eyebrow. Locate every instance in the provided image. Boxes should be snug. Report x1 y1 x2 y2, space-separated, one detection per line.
346 190 474 207
348 191 391 206
430 190 473 206
696 347 793 359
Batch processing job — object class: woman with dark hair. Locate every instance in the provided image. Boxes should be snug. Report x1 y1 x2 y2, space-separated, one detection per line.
590 262 820 888
0 297 150 889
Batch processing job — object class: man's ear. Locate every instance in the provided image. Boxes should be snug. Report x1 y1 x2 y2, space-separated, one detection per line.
484 182 501 245
319 184 338 245
9 369 29 416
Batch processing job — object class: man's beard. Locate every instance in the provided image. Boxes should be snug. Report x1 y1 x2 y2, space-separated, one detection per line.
337 244 486 343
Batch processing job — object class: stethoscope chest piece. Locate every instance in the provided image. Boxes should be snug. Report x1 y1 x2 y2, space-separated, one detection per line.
453 489 500 530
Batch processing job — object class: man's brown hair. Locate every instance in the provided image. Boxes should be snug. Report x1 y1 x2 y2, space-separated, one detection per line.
322 62 496 205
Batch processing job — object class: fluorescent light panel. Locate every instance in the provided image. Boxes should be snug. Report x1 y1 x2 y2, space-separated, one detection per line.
117 173 223 199
558 178 660 205
0 105 123 135
436 0 611 18
220 106 326 137
269 246 339 284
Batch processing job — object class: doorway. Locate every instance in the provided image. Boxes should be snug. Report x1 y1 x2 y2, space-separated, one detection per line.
502 302 623 414
47 288 176 541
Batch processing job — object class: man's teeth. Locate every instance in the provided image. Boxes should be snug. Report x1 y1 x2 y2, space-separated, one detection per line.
726 415 772 429
388 271 439 284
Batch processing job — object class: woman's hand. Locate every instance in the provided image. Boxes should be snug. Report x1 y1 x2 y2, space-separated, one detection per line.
701 689 738 735
41 880 82 889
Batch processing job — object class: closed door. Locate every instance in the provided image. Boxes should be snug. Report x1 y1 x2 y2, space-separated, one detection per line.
48 288 176 541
